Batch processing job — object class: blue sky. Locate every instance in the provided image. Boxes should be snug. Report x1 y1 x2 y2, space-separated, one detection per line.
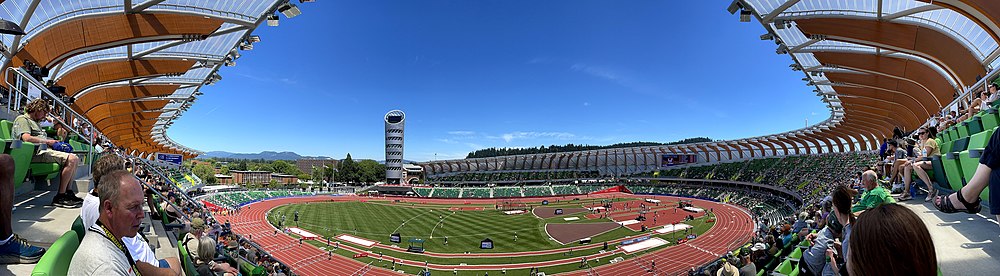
170 0 827 161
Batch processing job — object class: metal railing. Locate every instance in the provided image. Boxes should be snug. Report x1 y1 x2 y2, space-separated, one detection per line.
3 67 102 172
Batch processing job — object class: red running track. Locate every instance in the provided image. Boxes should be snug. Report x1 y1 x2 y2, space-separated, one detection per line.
219 193 753 276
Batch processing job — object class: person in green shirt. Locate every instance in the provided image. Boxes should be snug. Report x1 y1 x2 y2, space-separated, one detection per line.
12 99 81 208
852 170 895 214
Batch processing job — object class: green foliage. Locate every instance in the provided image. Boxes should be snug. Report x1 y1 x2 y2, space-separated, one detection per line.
191 163 214 182
356 159 385 184
336 154 358 183
465 137 712 158
206 174 218 184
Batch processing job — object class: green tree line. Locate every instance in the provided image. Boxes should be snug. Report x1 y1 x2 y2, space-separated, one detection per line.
187 154 387 185
465 137 712 158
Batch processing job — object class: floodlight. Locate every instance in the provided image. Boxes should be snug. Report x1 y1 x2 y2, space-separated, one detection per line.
774 19 786 30
776 45 788 54
727 0 742 15
760 33 773 40
740 10 752 22
267 14 279 26
278 3 301 18
300 0 315 2
248 35 261 43
224 59 235 67
239 42 253 51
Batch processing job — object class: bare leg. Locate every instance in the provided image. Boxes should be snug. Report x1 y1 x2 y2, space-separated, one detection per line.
0 155 14 238
936 163 990 210
913 162 935 200
58 154 79 194
903 164 913 195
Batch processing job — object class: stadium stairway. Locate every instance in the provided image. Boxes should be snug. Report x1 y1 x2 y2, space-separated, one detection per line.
897 201 1000 275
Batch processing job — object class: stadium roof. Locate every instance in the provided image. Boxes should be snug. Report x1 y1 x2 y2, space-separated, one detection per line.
423 0 1000 172
708 0 999 158
0 0 301 159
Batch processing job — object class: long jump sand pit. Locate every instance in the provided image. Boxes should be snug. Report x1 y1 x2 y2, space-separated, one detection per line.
545 222 620 244
533 207 590 219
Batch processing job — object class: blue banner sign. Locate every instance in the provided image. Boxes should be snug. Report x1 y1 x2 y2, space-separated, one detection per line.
156 153 183 166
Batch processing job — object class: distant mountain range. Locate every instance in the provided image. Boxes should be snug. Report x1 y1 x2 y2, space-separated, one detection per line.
199 151 418 163
200 151 326 161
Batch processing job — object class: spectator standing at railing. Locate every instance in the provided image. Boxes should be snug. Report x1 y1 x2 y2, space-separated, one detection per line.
13 99 81 208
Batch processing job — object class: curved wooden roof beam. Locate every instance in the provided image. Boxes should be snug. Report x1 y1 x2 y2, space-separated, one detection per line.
736 141 756 158
825 127 858 152
709 144 731 161
723 142 744 160
74 85 179 114
761 138 788 156
773 136 802 155
103 122 156 135
838 100 920 129
918 0 1000 44
749 140 776 156
784 134 813 155
842 112 897 135
812 130 843 152
833 87 926 125
58 59 193 97
94 112 161 130
795 18 986 87
841 118 893 146
814 52 953 110
837 124 880 151
11 13 222 69
83 100 170 122
798 131 832 153
829 82 929 122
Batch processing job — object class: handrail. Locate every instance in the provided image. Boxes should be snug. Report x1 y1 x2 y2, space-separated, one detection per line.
5 67 101 145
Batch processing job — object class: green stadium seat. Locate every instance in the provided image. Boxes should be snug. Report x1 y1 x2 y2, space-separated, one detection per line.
71 216 85 242
960 129 994 186
958 119 972 138
773 260 794 276
943 137 969 191
30 231 79 276
982 108 1000 131
784 247 803 262
757 269 765 276
0 120 62 183
789 262 801 276
940 140 953 154
178 241 198 276
0 120 37 187
968 116 985 136
929 156 951 194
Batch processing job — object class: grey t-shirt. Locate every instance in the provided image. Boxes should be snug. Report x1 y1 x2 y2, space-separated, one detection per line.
739 262 757 276
894 148 908 160
68 225 136 276
803 227 837 276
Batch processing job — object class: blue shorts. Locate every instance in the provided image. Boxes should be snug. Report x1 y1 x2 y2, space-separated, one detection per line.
159 259 170 268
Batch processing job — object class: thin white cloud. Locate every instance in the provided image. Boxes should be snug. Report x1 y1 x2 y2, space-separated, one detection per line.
235 72 298 86
583 102 590 107
500 131 577 142
448 131 476 136
571 63 621 81
527 57 553 64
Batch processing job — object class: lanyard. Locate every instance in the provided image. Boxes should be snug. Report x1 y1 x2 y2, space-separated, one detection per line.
89 221 142 276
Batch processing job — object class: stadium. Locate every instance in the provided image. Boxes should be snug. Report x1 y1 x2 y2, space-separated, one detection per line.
1 1 999 276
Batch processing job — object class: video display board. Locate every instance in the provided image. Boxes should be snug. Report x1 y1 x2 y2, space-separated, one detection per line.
661 154 697 167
